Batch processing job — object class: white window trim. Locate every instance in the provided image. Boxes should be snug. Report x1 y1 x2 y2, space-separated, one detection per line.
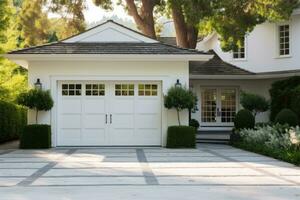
232 36 247 61
275 23 292 59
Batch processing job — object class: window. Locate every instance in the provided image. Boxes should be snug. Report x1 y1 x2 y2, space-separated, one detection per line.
115 84 134 96
279 24 290 56
233 38 246 59
62 84 81 96
138 84 158 96
85 84 105 96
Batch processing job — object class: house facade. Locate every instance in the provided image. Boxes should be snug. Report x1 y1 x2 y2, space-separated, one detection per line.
5 17 300 147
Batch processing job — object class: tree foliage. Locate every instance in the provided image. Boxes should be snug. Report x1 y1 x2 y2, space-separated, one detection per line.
17 89 54 124
164 86 197 125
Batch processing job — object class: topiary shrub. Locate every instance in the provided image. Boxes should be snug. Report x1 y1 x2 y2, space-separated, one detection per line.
167 126 196 148
164 86 197 125
234 109 255 130
275 109 298 127
20 124 51 149
189 119 200 129
17 89 54 124
240 91 269 116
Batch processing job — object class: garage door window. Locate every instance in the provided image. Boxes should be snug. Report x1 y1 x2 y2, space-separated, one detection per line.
86 84 105 96
115 84 134 96
138 84 158 96
62 84 82 96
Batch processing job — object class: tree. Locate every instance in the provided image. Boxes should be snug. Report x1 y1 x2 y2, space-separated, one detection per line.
17 89 54 124
240 92 269 116
0 0 10 52
93 0 164 39
164 86 197 125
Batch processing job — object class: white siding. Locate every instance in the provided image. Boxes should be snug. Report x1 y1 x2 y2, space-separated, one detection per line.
198 14 300 73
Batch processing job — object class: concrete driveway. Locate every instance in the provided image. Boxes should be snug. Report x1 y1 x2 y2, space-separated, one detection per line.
0 144 299 200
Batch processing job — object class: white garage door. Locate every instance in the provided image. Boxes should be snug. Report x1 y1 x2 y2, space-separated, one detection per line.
57 81 161 146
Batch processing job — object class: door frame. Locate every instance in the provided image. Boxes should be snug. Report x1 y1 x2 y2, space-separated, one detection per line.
51 76 165 147
199 86 240 128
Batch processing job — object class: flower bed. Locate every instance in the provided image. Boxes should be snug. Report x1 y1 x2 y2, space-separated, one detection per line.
231 124 300 165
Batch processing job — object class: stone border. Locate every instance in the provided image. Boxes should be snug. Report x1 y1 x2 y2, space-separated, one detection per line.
136 149 159 185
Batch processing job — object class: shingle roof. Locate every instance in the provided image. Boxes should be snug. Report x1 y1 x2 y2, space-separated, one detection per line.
189 51 254 75
8 42 207 55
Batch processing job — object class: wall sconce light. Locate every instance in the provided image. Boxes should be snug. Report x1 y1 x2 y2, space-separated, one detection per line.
34 78 42 90
175 79 182 87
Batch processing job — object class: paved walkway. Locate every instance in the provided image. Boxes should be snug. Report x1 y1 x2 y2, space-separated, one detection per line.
0 144 299 199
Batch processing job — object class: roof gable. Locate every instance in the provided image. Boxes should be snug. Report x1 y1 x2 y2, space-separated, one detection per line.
63 20 158 43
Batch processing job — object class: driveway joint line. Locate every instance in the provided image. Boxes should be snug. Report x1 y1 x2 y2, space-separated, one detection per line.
202 148 300 186
16 149 77 187
0 150 15 155
136 149 159 185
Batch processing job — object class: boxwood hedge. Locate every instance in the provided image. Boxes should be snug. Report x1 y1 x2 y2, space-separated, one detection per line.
0 101 27 143
167 126 196 148
20 124 51 149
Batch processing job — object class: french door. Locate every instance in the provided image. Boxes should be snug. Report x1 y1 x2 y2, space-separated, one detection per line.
200 87 238 127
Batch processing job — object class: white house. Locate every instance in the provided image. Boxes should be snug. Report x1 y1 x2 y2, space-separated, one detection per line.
5 19 300 147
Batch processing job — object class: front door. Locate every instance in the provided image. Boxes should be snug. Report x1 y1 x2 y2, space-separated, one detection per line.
200 88 238 127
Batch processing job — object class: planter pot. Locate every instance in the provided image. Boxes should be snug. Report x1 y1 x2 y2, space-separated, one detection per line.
167 126 196 148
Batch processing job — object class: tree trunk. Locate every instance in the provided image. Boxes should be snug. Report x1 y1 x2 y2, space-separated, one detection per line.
36 109 38 124
177 109 181 126
125 0 157 39
171 3 198 49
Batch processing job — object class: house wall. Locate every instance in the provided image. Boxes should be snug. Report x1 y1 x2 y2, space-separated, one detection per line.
190 78 282 130
28 60 189 147
197 14 300 73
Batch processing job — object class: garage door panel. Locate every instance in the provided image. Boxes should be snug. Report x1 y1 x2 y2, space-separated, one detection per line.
61 99 81 113
58 129 81 146
60 115 81 128
83 114 105 128
83 99 106 114
135 130 161 144
113 114 134 128
112 99 134 113
81 129 106 145
136 114 160 129
136 100 160 114
111 129 134 144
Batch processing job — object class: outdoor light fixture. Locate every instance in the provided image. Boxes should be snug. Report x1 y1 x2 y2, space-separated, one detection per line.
175 79 182 87
34 78 42 90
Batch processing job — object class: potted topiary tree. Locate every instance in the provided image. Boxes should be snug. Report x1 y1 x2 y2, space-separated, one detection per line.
17 89 54 149
164 86 198 148
240 91 269 117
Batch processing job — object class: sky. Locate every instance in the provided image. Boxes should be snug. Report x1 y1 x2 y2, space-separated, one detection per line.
83 0 132 23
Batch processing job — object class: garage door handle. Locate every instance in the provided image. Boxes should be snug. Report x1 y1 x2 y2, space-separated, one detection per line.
110 114 112 124
105 114 108 124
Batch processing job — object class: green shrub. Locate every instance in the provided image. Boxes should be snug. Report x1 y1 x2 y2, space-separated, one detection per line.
234 109 255 130
275 109 298 127
0 101 27 143
270 76 300 121
17 89 54 124
189 119 200 129
164 86 197 125
240 92 269 116
20 124 51 149
167 126 196 148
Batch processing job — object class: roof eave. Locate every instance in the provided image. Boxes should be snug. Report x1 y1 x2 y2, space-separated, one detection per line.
4 54 213 65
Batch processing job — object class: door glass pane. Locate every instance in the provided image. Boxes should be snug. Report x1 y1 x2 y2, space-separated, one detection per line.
221 89 236 123
201 89 217 123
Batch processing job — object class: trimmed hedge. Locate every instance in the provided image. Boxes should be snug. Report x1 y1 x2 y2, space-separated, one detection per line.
167 126 196 148
0 101 27 143
234 109 255 130
20 125 51 149
275 109 299 127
